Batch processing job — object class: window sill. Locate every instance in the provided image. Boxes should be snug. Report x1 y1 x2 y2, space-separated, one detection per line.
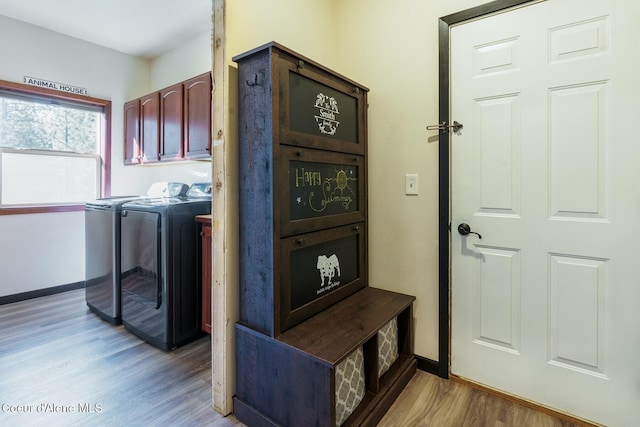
0 205 84 215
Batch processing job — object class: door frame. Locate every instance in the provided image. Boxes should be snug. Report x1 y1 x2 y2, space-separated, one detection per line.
436 0 539 379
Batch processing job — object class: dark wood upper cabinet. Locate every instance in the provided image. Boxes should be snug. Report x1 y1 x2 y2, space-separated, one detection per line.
124 72 211 165
140 92 160 163
183 72 212 159
123 99 140 165
160 83 184 161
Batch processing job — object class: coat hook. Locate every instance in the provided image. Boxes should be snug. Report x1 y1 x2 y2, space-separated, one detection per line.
246 74 259 86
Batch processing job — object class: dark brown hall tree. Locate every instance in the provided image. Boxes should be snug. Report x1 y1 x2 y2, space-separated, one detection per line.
234 42 416 427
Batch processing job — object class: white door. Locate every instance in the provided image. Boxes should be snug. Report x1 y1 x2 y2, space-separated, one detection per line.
450 1 640 425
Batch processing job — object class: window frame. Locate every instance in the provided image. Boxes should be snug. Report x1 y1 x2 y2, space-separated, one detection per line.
0 79 111 215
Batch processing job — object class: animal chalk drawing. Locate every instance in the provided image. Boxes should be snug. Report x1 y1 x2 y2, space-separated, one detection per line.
316 254 341 287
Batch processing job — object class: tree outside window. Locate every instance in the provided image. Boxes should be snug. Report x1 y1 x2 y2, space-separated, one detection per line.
0 80 111 213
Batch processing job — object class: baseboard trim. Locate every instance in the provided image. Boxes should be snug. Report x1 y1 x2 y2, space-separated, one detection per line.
0 281 85 305
450 375 603 427
415 355 441 376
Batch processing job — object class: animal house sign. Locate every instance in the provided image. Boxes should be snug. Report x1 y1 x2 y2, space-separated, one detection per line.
23 76 88 96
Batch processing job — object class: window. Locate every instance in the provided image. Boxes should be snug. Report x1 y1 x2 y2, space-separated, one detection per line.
0 79 111 214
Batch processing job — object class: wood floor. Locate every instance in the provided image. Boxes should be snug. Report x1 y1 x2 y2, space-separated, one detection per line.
0 289 241 427
1 289 584 427
379 372 585 427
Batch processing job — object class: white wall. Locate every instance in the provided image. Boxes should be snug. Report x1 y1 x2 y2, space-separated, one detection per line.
121 31 213 194
227 0 339 70
335 0 495 361
0 15 211 297
223 0 491 362
151 31 212 91
111 31 212 197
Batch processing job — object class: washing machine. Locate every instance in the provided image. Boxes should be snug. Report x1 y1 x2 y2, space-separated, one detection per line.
84 182 188 324
119 184 212 350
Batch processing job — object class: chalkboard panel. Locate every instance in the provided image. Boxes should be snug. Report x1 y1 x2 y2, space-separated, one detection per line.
289 72 357 143
290 234 358 310
279 146 365 237
290 160 359 220
280 223 366 332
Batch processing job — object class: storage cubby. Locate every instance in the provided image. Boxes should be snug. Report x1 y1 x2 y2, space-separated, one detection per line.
235 287 415 426
234 42 415 426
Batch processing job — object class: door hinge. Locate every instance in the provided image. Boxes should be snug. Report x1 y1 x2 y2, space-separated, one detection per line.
426 121 463 134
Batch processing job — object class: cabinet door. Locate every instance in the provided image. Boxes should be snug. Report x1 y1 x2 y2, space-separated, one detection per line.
140 93 160 163
183 72 212 159
123 99 140 165
160 83 183 161
200 223 212 334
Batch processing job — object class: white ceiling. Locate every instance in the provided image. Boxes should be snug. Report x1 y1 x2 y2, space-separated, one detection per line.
0 0 212 59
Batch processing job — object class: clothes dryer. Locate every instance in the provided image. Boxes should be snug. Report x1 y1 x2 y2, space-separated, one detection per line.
119 186 211 350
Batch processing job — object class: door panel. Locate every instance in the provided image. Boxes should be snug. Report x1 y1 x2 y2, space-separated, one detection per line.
473 245 521 353
549 82 607 219
451 1 640 425
548 253 607 376
473 94 521 216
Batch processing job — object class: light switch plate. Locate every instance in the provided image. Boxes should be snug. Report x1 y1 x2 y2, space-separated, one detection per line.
405 174 418 195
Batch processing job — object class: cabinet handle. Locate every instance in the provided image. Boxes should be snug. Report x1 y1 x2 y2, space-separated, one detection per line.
295 238 305 246
296 150 304 158
352 226 360 232
200 231 204 237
